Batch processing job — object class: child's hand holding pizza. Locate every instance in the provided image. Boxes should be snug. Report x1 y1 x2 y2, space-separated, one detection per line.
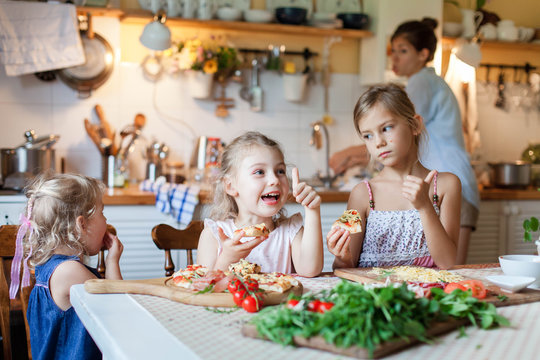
291 167 321 210
217 227 268 264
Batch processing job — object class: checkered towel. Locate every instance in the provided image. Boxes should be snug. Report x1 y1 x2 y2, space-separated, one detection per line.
140 179 200 228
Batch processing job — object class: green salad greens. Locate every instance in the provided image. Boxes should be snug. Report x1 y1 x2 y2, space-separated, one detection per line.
250 280 509 358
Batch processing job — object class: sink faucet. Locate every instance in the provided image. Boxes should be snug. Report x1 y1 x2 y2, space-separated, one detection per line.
310 121 337 189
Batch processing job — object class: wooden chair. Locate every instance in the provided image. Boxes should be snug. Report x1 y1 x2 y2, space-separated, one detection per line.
151 221 204 276
96 224 117 278
0 224 34 360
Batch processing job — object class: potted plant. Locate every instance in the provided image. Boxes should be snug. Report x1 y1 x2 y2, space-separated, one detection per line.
523 216 540 255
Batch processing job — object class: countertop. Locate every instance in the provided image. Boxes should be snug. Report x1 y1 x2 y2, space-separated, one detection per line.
100 184 540 206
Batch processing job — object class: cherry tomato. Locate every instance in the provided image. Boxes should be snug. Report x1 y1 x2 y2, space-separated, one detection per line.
317 302 334 313
244 278 259 292
228 278 245 294
444 282 467 294
307 300 321 312
233 289 246 306
458 280 487 299
242 295 260 313
286 299 299 309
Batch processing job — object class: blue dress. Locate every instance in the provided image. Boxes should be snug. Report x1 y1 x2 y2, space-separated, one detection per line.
28 254 102 360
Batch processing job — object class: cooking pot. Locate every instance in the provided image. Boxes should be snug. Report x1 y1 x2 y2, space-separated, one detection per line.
489 161 531 188
0 130 59 190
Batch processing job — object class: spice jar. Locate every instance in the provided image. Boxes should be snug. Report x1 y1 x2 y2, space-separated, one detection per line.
166 161 186 184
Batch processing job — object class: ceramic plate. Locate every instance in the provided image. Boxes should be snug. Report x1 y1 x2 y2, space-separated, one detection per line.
486 275 536 293
267 0 313 18
217 0 250 11
316 0 360 14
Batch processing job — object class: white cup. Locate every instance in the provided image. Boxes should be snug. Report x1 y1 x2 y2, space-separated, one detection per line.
181 0 198 18
198 0 217 20
497 20 518 42
167 0 182 17
479 23 497 40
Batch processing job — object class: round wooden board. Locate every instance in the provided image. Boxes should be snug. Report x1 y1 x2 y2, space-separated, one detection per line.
163 277 303 307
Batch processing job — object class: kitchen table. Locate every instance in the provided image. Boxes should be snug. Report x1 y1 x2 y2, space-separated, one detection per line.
71 268 540 360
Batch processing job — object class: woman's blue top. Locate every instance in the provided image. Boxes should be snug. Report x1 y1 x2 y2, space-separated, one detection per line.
28 254 102 360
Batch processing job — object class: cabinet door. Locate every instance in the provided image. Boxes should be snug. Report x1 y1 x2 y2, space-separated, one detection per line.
468 201 505 264
285 203 347 272
505 201 540 255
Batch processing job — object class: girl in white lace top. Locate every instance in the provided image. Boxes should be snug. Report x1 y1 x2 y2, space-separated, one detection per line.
327 84 461 270
197 131 324 277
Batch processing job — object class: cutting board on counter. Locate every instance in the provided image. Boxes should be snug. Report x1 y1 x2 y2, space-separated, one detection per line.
84 277 302 307
334 267 540 307
242 318 468 359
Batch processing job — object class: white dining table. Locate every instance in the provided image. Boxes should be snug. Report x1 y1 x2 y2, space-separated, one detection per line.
70 269 540 360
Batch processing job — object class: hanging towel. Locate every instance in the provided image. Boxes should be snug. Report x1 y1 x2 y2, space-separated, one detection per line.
140 179 201 228
0 1 85 76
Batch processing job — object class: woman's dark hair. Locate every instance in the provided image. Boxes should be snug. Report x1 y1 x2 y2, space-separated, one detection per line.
391 17 438 62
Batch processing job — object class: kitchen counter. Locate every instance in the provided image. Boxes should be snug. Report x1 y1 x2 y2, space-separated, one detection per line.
101 185 540 205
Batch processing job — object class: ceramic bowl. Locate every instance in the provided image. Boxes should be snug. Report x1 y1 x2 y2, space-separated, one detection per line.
499 255 540 288
217 7 243 21
486 275 536 293
244 9 273 23
275 7 307 25
336 12 369 30
443 22 464 37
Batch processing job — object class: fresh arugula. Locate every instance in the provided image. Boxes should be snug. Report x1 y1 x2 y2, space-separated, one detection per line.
204 307 239 314
195 283 215 294
250 280 509 358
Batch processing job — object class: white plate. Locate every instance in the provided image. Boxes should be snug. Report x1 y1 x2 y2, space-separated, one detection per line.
267 0 313 18
316 0 360 14
217 0 250 11
486 275 536 293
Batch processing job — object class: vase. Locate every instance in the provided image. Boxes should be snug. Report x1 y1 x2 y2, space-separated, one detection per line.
187 71 214 99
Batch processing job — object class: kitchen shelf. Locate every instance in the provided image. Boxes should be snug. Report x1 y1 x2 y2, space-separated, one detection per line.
76 7 373 39
442 36 540 51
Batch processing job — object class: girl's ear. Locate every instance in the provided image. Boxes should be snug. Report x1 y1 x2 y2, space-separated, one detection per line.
419 48 430 64
224 176 238 197
412 114 424 135
76 215 86 231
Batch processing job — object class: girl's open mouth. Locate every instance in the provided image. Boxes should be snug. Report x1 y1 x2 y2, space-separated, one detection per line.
261 192 280 205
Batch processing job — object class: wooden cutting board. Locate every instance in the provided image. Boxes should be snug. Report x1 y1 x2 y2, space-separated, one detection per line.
84 277 303 307
242 318 468 359
334 268 540 307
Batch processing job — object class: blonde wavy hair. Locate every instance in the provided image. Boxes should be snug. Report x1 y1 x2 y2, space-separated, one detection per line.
23 171 105 268
209 131 287 222
353 83 427 157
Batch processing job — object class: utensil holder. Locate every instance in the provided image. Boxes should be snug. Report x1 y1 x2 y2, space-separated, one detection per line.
283 73 307 102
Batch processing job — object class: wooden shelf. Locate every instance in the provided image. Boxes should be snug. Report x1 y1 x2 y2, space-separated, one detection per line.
442 36 540 51
77 7 373 39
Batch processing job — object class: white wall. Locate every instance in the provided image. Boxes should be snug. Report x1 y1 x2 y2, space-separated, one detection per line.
0 17 363 183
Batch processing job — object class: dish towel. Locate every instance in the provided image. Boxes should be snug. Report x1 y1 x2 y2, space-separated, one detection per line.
0 1 85 76
140 179 201 228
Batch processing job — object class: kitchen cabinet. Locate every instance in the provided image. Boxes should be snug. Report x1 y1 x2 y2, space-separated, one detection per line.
468 200 540 264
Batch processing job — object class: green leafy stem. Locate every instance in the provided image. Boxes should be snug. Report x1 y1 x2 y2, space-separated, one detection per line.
523 216 539 242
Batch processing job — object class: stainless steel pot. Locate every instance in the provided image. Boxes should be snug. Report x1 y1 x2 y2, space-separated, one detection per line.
489 161 531 188
0 130 59 190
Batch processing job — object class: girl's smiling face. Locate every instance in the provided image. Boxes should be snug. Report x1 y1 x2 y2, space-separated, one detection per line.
358 102 418 167
390 35 428 77
226 145 289 223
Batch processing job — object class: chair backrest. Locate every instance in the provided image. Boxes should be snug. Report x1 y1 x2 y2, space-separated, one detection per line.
0 224 33 360
96 224 117 278
151 221 204 276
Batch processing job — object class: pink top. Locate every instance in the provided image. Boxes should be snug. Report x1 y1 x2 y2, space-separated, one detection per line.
359 172 439 268
204 213 303 274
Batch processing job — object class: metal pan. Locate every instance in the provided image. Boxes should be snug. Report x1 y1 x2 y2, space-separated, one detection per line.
57 15 114 98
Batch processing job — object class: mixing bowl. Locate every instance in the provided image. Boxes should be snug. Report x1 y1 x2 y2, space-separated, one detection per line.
499 254 540 288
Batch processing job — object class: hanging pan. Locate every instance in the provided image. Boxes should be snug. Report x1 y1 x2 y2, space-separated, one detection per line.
57 13 114 99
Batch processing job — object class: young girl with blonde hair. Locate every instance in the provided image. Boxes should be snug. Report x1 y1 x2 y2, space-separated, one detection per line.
197 131 323 277
327 84 460 270
10 172 123 360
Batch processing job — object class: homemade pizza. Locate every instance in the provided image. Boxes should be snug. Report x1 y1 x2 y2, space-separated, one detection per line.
332 209 363 234
244 272 299 293
368 266 465 283
234 223 270 237
171 264 208 288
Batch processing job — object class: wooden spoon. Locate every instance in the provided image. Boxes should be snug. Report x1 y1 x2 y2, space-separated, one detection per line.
94 104 118 156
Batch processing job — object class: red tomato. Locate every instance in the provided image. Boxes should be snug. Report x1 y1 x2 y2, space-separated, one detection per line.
233 289 246 306
244 278 259 292
317 302 334 313
242 295 260 313
444 282 467 294
458 280 487 299
228 278 245 294
286 299 299 309
307 300 321 312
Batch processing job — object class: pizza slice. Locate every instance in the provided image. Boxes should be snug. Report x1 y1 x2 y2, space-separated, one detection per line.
234 223 270 237
171 264 208 288
228 258 261 276
332 209 363 234
245 272 299 293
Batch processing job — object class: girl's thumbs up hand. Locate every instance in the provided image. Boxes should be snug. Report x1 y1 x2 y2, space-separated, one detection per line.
402 170 437 211
291 167 321 210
